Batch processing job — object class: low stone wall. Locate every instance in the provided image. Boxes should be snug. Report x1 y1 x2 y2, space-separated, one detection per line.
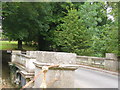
76 53 118 72
10 50 119 88
12 51 119 72
11 50 36 73
10 51 79 88
33 51 78 88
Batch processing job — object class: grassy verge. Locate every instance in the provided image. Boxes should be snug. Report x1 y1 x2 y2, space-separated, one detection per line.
0 41 36 50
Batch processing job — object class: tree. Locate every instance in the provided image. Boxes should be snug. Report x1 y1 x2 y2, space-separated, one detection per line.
2 2 118 57
2 2 52 50
52 2 100 55
91 2 118 56
52 2 118 56
2 3 31 49
44 2 73 51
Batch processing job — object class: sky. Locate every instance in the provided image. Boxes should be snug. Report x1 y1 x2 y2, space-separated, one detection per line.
107 7 114 21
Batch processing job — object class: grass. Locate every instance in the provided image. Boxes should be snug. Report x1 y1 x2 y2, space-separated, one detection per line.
0 41 36 50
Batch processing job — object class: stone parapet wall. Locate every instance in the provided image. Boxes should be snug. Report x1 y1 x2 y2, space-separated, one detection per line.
33 51 78 88
11 50 36 73
12 50 119 71
76 53 118 72
10 50 119 88
36 51 77 64
11 51 119 72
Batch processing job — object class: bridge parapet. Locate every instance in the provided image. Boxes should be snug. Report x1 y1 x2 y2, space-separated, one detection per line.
10 51 79 88
10 50 118 88
76 53 118 71
33 51 78 88
11 51 36 73
11 50 21 62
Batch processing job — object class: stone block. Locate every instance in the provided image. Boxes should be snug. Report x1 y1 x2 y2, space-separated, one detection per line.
11 50 21 62
36 51 77 64
33 51 78 88
104 60 118 71
26 58 36 73
34 66 75 88
106 53 117 60
26 51 38 57
105 53 118 71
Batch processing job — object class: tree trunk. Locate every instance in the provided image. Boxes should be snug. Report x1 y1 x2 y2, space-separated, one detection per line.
18 39 22 50
38 35 46 50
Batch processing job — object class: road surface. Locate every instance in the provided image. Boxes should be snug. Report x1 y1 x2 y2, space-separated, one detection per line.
75 66 118 88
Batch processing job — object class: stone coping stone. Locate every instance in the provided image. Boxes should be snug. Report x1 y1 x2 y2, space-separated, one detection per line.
7 50 12 54
9 62 34 79
20 71 34 79
9 62 27 71
33 61 79 70
16 53 36 59
77 56 115 60
9 62 34 73
11 50 21 54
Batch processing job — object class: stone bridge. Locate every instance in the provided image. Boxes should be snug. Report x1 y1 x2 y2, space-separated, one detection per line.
8 50 119 88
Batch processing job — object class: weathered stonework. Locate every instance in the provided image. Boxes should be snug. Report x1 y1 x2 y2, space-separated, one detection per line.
10 50 118 88
33 51 78 88
76 53 118 71
36 51 77 64
11 50 21 62
105 53 118 71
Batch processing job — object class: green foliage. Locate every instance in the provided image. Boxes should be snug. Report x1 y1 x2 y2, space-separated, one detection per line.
2 2 52 50
2 2 118 56
52 2 118 57
2 2 51 40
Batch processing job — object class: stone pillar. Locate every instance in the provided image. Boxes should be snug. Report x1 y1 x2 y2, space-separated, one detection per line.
33 51 79 88
104 53 118 71
26 57 36 73
11 50 21 62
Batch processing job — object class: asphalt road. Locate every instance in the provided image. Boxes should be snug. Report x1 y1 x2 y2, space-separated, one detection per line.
74 67 118 88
